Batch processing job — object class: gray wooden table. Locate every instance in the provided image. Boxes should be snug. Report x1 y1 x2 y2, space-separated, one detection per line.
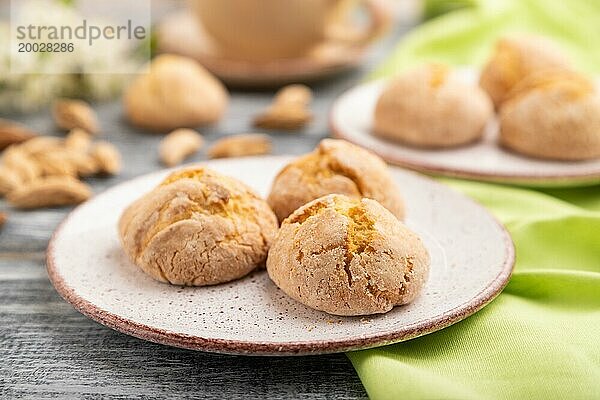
0 16 414 399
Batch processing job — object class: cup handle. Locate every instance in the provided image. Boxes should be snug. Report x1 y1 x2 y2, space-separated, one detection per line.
326 0 392 45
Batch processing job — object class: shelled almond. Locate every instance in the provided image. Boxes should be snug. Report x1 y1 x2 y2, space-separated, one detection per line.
65 128 92 151
208 134 272 159
0 119 37 150
91 141 121 175
53 99 100 134
20 136 63 155
159 129 204 166
0 124 122 209
2 147 41 182
0 167 20 195
254 84 313 130
34 151 79 177
7 176 92 209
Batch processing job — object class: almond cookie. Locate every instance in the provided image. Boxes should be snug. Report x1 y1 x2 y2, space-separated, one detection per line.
480 35 571 108
267 139 404 223
499 70 600 161
124 55 229 132
267 194 430 316
373 64 493 148
119 167 278 286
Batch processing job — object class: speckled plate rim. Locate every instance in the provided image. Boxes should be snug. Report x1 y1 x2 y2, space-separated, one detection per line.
46 156 515 356
329 79 600 188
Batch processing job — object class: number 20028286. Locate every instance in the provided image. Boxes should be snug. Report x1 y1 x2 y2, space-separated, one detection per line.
18 42 74 52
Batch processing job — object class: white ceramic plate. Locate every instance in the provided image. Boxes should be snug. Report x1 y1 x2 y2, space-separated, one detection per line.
47 156 514 355
330 69 600 187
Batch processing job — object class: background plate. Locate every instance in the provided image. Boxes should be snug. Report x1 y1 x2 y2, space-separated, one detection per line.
47 156 514 355
330 70 600 187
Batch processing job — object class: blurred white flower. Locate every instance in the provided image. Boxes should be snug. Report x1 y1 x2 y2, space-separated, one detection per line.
0 1 143 113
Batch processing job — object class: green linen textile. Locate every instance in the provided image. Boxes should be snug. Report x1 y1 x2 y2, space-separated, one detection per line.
348 1 600 398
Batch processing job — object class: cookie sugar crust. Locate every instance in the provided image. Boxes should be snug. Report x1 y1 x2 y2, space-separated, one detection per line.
267 194 430 316
119 167 278 286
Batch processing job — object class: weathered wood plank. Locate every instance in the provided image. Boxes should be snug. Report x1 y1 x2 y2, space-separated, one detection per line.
0 258 368 399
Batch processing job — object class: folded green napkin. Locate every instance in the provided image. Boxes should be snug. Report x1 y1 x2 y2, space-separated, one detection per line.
348 1 600 398
372 0 600 78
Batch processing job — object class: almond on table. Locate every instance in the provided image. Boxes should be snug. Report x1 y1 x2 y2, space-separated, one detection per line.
0 126 122 209
19 136 64 155
65 128 92 152
0 167 21 195
0 119 37 151
33 151 78 177
253 84 313 131
31 148 98 178
159 129 204 167
273 84 313 106
2 146 41 183
62 150 99 177
208 134 272 159
254 107 312 131
91 141 122 176
7 176 92 209
53 98 100 134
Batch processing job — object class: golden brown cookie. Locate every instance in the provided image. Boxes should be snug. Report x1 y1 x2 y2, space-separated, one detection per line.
124 55 228 132
499 70 600 161
266 194 430 316
373 64 493 148
267 139 404 223
479 35 571 108
119 167 278 286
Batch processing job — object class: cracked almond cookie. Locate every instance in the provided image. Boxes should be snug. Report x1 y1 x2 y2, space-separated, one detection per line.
266 194 430 316
499 70 600 161
267 139 404 223
118 167 278 286
374 64 493 148
124 55 228 132
479 35 571 108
